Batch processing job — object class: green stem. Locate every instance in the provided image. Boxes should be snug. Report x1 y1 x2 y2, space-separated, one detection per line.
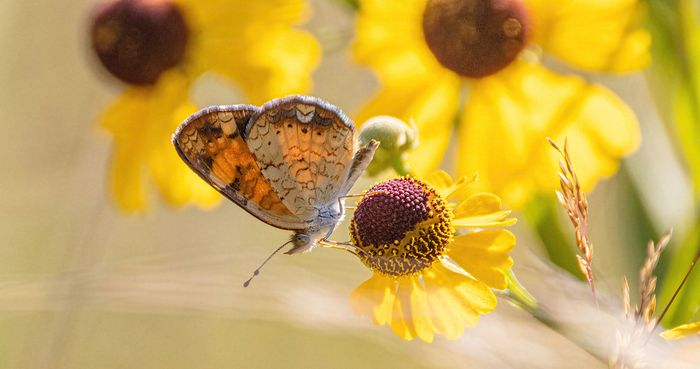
391 154 414 177
506 270 537 311
658 220 700 326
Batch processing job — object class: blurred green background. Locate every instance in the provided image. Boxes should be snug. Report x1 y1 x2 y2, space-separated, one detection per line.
1 0 698 368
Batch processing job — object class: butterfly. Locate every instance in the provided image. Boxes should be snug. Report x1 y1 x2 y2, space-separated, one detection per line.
173 95 378 256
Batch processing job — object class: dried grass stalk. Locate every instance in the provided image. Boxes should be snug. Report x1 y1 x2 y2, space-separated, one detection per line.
548 138 596 299
622 277 631 319
613 230 673 369
636 230 672 327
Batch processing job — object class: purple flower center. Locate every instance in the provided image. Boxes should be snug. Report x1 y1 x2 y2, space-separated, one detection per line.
353 178 430 247
350 177 454 276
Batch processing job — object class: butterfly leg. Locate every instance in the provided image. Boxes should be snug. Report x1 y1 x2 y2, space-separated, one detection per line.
337 191 391 217
317 239 364 256
337 193 366 218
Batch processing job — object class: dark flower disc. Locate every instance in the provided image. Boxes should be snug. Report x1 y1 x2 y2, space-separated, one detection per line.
91 0 189 85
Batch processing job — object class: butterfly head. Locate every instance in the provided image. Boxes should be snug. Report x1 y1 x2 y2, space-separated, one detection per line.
285 232 316 255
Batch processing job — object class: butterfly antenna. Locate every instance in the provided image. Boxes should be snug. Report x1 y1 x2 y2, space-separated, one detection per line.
243 240 292 288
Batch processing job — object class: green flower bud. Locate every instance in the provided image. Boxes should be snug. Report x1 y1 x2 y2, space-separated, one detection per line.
359 116 418 176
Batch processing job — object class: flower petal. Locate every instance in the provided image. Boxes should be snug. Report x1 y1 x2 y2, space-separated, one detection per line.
100 71 220 212
184 0 320 104
453 213 517 229
425 262 497 330
456 61 640 208
454 193 502 218
408 276 436 342
422 275 465 339
357 74 461 176
526 0 651 73
349 272 396 326
147 102 221 208
354 0 439 84
390 277 418 340
661 321 700 340
354 0 461 176
426 170 453 191
448 230 516 289
181 0 309 30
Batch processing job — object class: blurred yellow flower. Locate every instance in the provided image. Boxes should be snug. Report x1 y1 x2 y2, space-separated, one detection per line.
347 171 516 342
354 0 648 207
662 321 700 340
94 0 320 212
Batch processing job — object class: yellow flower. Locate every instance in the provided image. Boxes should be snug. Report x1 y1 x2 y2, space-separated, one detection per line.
347 171 516 342
354 0 648 207
93 0 320 212
661 321 700 340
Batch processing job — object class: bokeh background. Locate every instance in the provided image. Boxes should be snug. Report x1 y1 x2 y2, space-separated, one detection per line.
1 0 699 368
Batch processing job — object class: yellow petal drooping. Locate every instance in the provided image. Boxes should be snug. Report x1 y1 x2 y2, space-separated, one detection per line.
525 0 651 73
457 61 640 208
428 263 497 327
661 321 700 340
349 272 396 326
390 277 418 340
408 276 436 342
448 230 516 289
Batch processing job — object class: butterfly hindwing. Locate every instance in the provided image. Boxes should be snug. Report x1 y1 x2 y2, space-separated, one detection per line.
173 105 308 230
245 96 356 221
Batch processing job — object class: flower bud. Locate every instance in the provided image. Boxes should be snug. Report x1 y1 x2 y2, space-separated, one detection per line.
90 0 189 85
359 116 418 176
422 0 530 78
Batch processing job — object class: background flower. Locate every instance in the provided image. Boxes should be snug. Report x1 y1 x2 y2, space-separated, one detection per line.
353 0 649 208
93 0 320 212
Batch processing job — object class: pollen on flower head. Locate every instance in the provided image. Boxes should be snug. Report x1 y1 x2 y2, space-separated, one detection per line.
422 0 530 78
90 0 189 85
350 177 454 276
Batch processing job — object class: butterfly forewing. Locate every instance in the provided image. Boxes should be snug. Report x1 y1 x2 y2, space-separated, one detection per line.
245 96 356 221
173 105 308 230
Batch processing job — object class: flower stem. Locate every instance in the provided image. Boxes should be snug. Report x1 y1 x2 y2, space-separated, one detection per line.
657 220 700 326
656 247 700 329
391 154 414 177
505 269 537 311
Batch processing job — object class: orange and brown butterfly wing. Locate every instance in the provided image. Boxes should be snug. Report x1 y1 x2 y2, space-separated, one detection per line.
245 96 356 222
173 105 308 230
